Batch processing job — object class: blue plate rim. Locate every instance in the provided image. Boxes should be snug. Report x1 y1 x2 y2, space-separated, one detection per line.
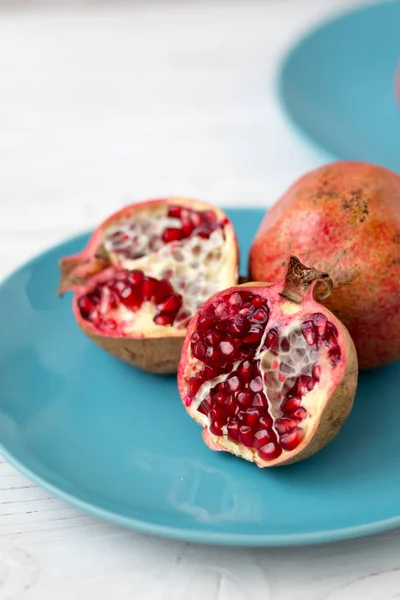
275 0 397 165
1 224 400 547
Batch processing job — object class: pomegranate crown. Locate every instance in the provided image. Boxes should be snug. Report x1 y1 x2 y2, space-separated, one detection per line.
281 256 333 304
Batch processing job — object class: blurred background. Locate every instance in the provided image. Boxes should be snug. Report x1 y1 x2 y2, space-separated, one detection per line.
0 0 390 275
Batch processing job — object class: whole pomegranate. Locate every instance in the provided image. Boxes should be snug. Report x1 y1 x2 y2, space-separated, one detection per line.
249 161 400 369
178 256 358 467
59 197 239 373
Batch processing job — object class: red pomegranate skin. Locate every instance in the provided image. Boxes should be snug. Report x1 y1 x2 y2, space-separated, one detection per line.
249 161 400 369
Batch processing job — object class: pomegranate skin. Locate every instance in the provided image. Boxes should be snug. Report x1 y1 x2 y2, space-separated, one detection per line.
249 161 400 369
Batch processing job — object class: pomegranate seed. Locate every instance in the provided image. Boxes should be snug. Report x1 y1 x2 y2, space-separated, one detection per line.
252 393 268 408
198 400 210 415
210 407 227 423
275 417 298 434
153 279 174 303
224 395 237 415
210 420 224 436
127 270 144 286
258 442 282 461
78 295 96 319
329 345 341 367
243 325 263 344
313 313 328 336
188 377 202 395
205 331 222 345
226 374 240 392
167 204 182 218
100 318 117 331
292 407 308 420
237 391 252 408
213 391 227 406
154 314 173 326
142 277 159 301
239 425 254 447
197 315 214 333
227 420 240 441
205 345 221 364
245 407 261 426
157 294 182 315
281 397 301 414
191 332 200 343
238 360 253 381
215 302 230 319
324 322 339 345
301 321 317 346
249 376 263 392
204 366 219 379
312 365 321 381
182 220 195 237
220 341 235 356
251 295 265 308
120 285 142 309
162 227 184 243
193 341 206 360
280 427 304 451
228 317 250 338
228 292 243 307
253 429 272 449
298 375 314 394
264 328 279 350
259 414 273 428
251 308 268 323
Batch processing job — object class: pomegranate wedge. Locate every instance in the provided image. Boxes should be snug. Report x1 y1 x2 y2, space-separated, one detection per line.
59 198 239 373
178 257 358 467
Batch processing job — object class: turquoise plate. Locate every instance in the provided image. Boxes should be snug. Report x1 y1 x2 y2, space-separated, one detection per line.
1 208 400 547
278 1 400 171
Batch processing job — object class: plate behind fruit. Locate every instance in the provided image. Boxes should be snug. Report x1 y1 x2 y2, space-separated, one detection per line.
1 208 400 546
278 1 400 171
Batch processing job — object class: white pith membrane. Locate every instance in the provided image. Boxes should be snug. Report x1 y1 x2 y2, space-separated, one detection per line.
183 291 342 465
78 204 234 336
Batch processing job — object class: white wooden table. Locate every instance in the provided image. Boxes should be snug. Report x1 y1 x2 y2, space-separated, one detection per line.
0 1 396 598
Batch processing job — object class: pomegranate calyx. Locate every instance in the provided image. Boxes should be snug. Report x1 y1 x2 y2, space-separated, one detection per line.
281 256 333 304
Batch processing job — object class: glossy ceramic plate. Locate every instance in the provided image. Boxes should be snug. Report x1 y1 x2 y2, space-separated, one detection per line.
1 208 400 547
278 0 400 171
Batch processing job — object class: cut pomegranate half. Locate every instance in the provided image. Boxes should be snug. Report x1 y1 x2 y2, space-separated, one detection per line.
59 198 239 373
178 257 358 466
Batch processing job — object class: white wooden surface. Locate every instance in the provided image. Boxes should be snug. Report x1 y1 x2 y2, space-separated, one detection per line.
0 0 396 598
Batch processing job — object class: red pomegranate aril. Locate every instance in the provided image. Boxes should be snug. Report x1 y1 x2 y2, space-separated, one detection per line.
205 331 222 346
142 277 159 301
228 292 243 307
210 407 227 423
213 391 227 406
162 227 184 243
167 204 182 219
245 407 261 426
154 314 173 326
238 360 253 381
227 420 240 441
249 376 263 393
253 429 272 449
252 393 268 409
226 374 240 392
258 442 282 461
298 375 314 394
329 345 341 367
215 302 229 319
275 417 298 434
198 400 210 415
280 428 304 451
239 425 254 447
301 321 317 346
313 313 328 336
237 410 245 421
292 407 308 420
210 420 224 436
127 270 144 286
188 377 202 395
197 315 214 334
100 318 117 331
312 365 321 381
153 279 174 303
224 395 237 415
157 294 182 315
191 332 200 343
228 317 250 338
259 415 273 428
282 397 302 413
220 340 235 356
243 325 263 344
193 341 206 360
251 308 268 323
237 391 252 408
324 322 339 344
264 328 280 350
204 366 220 380
78 295 96 318
182 221 195 237
120 286 142 309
